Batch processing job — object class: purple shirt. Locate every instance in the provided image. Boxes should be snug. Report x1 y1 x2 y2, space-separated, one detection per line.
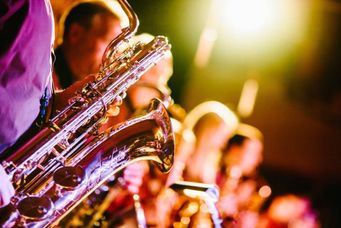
0 0 54 154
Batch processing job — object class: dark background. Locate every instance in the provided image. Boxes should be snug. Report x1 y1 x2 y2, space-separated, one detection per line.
128 0 341 226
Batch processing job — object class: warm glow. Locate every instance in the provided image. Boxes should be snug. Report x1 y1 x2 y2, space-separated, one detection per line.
191 0 308 67
194 27 217 68
222 0 277 38
217 0 308 52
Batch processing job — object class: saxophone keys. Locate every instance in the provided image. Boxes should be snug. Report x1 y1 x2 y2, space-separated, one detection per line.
107 106 120 117
53 166 85 190
17 195 53 221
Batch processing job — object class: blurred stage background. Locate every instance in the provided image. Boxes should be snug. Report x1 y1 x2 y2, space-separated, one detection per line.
52 0 341 226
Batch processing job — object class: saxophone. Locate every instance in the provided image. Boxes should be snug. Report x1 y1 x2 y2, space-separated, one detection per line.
57 83 185 228
0 0 173 226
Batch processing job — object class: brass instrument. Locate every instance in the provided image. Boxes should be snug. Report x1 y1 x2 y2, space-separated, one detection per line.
0 0 173 226
56 82 182 228
2 0 170 186
0 98 174 227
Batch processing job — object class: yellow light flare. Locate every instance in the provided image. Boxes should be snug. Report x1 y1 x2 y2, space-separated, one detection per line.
218 0 309 49
191 0 309 67
194 27 217 68
222 0 278 38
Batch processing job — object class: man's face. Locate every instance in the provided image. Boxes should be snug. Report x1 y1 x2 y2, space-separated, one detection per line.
76 14 121 75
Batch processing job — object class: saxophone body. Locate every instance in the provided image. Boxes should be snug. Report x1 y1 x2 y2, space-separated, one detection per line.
0 0 173 227
1 98 174 227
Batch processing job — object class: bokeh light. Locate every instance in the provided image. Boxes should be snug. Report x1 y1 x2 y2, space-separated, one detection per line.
222 0 278 38
218 0 309 64
219 0 308 43
193 0 310 68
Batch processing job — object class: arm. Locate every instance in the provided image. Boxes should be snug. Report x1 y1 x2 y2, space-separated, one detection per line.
0 0 54 206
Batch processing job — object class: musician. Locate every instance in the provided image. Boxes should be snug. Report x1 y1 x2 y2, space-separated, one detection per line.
95 33 174 195
52 0 122 90
52 5 173 223
216 124 268 227
0 0 55 207
0 0 110 208
0 0 96 208
182 107 239 184
216 124 264 187
149 102 239 227
0 0 151 209
259 194 319 228
52 32 174 227
0 0 103 208
93 33 176 226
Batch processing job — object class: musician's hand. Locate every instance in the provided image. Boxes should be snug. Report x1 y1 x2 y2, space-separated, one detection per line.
0 165 15 207
122 161 149 194
53 74 96 112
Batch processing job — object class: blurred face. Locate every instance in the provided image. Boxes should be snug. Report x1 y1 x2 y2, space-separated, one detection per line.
268 195 310 223
140 54 172 86
73 14 121 75
199 122 232 150
225 138 263 176
128 54 172 109
189 119 234 183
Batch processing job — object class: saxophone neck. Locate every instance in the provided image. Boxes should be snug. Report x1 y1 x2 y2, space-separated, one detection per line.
120 0 139 34
101 0 139 70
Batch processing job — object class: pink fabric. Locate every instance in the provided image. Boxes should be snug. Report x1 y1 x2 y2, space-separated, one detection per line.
0 0 54 154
